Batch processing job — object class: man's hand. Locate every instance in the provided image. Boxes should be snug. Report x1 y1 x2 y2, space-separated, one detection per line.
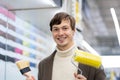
74 73 87 80
24 72 35 80
26 75 35 80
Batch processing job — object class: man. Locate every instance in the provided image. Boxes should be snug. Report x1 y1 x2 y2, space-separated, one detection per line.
27 12 106 80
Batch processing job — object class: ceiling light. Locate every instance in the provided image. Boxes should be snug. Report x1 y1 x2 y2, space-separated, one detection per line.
110 8 120 46
40 0 57 7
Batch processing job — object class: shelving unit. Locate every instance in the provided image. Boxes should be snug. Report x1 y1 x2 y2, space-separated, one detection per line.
0 6 51 68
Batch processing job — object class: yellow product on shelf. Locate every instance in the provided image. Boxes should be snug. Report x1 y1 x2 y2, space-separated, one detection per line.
73 49 102 68
23 41 30 47
23 51 29 57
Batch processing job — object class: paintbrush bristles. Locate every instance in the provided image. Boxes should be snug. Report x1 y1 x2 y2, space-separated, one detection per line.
16 60 30 70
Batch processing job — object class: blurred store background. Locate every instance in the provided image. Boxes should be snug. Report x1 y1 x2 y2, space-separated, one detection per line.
0 0 120 80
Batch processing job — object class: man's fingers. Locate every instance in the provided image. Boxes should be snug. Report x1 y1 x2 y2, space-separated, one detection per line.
74 72 77 78
26 75 35 80
74 73 87 80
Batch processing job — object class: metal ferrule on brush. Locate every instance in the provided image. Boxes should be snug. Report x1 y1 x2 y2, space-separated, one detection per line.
20 66 31 75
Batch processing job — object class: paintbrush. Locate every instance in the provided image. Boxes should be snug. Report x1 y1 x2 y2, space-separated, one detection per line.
16 60 35 80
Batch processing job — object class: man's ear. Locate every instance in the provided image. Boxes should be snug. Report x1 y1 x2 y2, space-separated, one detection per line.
74 28 76 32
72 29 76 35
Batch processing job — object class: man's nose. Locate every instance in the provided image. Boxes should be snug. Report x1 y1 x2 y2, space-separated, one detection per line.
58 29 64 35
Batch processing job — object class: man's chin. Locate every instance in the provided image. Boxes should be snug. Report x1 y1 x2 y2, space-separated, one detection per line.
58 43 67 47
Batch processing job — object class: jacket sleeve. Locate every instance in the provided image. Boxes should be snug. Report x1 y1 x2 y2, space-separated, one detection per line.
78 63 106 80
38 61 43 80
94 66 106 80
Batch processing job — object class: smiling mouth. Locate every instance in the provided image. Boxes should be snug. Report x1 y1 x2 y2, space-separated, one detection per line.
57 37 66 43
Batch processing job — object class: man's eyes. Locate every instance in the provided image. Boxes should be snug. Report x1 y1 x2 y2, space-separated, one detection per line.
63 27 68 30
52 27 69 31
52 28 58 31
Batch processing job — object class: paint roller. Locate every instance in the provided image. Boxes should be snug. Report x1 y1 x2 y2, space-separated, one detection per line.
72 49 102 74
16 60 35 80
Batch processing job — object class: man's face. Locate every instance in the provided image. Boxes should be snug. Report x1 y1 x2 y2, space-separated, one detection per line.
51 19 75 50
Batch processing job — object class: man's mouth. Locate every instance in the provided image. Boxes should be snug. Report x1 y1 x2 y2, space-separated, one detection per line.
57 37 66 43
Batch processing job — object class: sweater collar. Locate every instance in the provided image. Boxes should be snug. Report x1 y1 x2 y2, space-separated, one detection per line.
56 43 77 57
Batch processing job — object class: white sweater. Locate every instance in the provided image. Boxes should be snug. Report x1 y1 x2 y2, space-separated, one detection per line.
52 44 78 80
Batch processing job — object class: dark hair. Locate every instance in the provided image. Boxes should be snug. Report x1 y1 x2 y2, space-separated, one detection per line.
49 12 76 31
